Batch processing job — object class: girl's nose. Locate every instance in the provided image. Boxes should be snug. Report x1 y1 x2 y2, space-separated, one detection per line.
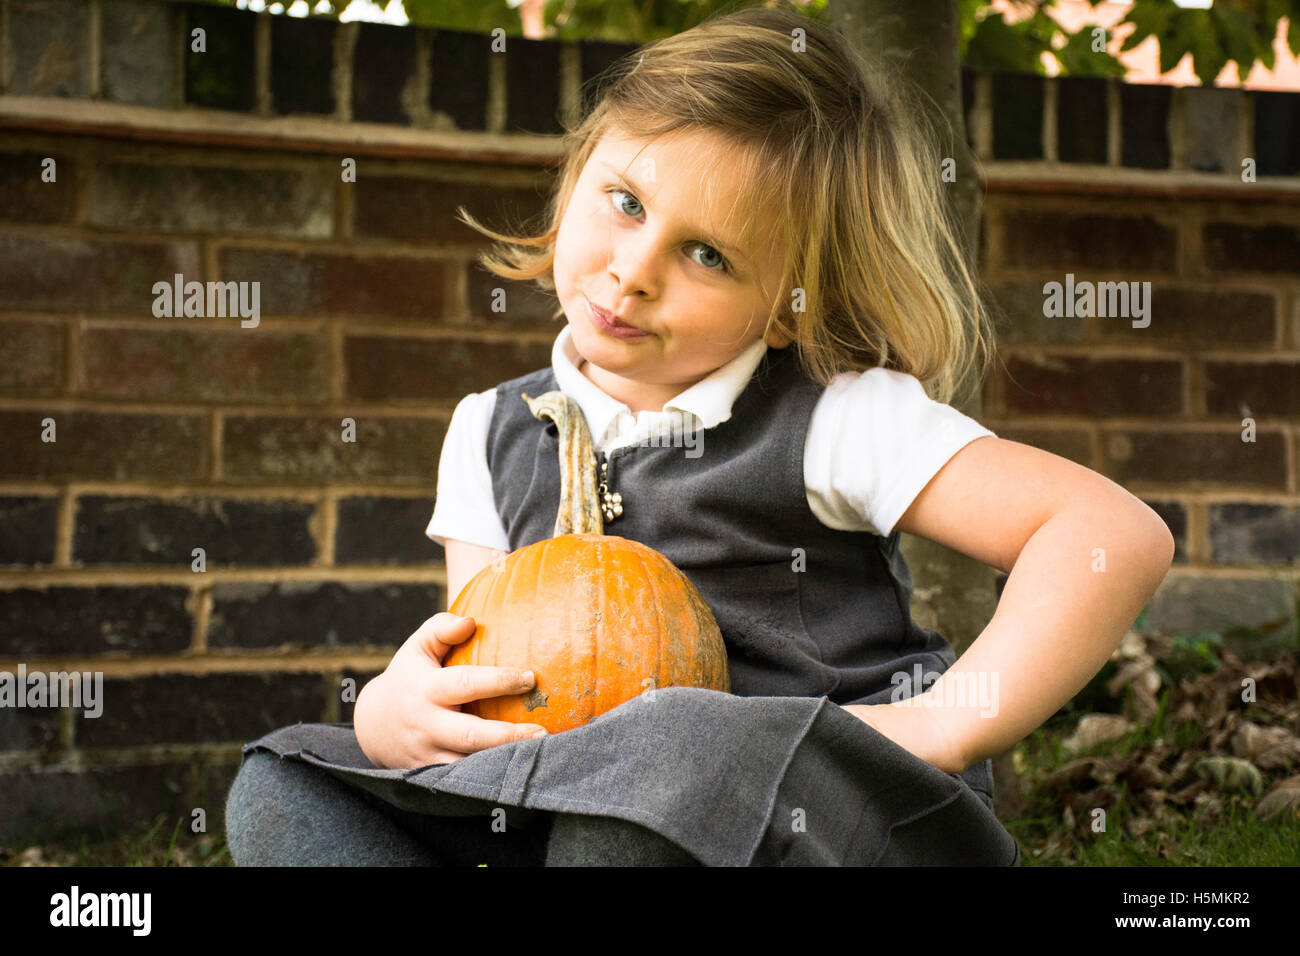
605 235 660 299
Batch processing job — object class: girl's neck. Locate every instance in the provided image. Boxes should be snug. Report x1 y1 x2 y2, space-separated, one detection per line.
575 358 665 417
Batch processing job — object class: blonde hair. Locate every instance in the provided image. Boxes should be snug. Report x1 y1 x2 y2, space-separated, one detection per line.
456 2 997 405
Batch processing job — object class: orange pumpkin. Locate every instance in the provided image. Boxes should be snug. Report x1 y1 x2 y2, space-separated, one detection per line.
443 389 730 733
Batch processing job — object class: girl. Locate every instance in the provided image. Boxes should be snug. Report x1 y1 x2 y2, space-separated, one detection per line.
225 4 1174 866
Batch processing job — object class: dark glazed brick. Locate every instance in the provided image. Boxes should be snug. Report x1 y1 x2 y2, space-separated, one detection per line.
352 21 418 125
74 496 316 567
0 234 199 313
0 151 75 223
8 0 86 97
1184 87 1239 173
1001 355 1182 416
75 673 327 747
0 497 58 567
208 581 441 650
1057 76 1107 164
184 4 257 111
353 176 548 245
102 0 177 108
0 320 63 395
221 415 444 485
1121 83 1171 169
992 73 1043 160
271 15 336 116
0 586 192 658
88 163 333 237
336 496 442 565
1204 361 1300 417
1203 222 1300 276
0 411 206 482
999 211 1176 273
431 28 489 131
0 703 62 751
1103 430 1286 489
0 763 194 845
579 40 636 117
506 37 562 135
1254 91 1300 177
1209 503 1300 564
466 264 562 328
344 336 551 402
217 247 446 320
1141 500 1187 564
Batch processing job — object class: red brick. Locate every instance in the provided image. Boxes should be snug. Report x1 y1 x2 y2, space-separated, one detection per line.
221 414 444 484
0 320 63 395
1102 429 1287 489
344 335 552 402
80 327 328 403
1091 286 1276 348
0 234 200 313
1203 222 1300 276
0 411 207 481
998 210 1178 274
353 175 550 245
217 246 449 320
466 263 564 330
1000 354 1183 416
1204 360 1300 417
0 150 76 223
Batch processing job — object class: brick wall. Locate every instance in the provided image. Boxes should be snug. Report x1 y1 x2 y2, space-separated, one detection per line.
0 0 1298 844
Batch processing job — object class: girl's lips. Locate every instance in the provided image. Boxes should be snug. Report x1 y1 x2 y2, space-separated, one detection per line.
588 301 651 340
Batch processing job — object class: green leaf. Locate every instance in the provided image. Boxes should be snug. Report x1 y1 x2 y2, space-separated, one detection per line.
1213 4 1267 83
1179 10 1229 84
1118 0 1175 54
963 12 1050 74
1053 26 1126 78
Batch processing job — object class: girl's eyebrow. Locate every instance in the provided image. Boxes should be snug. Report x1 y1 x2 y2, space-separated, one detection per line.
598 161 749 265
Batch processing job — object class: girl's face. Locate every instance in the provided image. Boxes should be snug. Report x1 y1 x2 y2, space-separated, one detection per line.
552 126 790 414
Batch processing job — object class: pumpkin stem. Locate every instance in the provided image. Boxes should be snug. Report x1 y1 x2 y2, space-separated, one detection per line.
522 390 604 536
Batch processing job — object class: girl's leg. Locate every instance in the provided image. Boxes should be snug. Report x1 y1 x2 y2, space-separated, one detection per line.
544 812 701 867
224 751 547 866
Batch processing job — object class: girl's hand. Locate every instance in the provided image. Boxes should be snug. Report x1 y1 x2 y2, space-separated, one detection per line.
841 701 969 776
353 612 549 770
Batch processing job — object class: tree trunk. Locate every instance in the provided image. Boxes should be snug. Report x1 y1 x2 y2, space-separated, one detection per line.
829 0 996 656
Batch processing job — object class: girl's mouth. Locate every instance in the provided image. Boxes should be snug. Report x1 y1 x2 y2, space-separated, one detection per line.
588 301 651 340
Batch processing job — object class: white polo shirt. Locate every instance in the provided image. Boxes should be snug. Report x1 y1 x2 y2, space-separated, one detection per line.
427 325 995 550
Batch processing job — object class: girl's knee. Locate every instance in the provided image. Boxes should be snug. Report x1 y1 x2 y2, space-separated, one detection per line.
224 751 319 866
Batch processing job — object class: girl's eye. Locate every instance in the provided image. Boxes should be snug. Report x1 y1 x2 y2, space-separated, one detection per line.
605 187 731 275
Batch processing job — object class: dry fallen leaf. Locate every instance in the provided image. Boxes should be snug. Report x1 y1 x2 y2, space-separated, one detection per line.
1254 775 1300 822
1232 721 1300 771
1062 714 1136 756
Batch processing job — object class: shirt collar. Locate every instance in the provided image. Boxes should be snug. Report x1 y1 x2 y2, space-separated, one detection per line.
550 324 770 447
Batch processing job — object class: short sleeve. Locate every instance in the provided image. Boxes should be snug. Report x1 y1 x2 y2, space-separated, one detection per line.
804 367 996 538
425 389 511 552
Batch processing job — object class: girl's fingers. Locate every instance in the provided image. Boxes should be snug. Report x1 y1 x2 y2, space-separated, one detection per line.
410 612 477 662
429 707 548 755
428 663 536 708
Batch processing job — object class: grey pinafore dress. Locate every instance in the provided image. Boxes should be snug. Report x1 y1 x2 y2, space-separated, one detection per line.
238 344 1021 866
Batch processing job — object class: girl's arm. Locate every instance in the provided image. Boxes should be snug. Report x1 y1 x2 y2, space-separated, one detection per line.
848 436 1175 775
